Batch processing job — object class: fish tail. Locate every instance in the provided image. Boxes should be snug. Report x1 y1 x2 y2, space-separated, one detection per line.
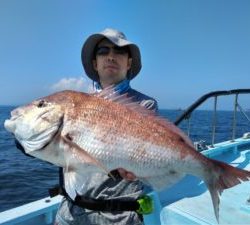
205 159 250 223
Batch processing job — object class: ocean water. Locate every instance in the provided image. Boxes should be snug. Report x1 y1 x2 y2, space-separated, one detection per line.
0 106 250 212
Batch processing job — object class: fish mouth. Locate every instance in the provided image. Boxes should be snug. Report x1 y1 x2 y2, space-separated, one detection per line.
4 119 16 133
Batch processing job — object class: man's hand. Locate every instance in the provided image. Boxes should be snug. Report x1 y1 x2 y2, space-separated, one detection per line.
117 168 136 181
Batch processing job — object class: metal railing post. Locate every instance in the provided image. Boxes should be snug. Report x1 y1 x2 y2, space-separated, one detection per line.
211 96 217 147
231 94 238 142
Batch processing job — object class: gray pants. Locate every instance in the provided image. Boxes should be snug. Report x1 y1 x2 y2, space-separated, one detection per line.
55 197 144 225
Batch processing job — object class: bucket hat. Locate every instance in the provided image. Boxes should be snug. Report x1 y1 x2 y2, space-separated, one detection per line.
81 28 141 82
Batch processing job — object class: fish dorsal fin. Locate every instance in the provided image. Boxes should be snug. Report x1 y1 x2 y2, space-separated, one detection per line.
93 86 155 116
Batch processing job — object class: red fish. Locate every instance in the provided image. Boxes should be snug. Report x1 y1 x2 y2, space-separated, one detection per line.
4 89 250 222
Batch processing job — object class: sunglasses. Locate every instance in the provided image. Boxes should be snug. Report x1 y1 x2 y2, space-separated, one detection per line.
95 46 129 56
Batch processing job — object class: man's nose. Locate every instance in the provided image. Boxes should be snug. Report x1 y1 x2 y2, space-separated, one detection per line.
107 50 116 61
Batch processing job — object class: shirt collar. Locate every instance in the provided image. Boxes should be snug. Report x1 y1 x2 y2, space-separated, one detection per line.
94 79 131 94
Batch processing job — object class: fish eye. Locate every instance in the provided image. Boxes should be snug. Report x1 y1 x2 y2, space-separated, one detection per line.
37 100 47 108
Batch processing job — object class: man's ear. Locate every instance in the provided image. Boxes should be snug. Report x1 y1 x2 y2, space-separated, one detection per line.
127 58 132 70
93 59 97 71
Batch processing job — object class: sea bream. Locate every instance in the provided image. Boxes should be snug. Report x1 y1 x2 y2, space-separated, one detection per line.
4 89 250 222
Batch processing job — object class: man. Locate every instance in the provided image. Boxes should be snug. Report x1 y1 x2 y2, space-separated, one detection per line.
55 28 158 225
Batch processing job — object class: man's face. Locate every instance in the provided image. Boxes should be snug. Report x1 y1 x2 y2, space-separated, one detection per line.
92 39 132 87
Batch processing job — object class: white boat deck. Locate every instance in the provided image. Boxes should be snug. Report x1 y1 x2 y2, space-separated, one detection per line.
0 196 62 225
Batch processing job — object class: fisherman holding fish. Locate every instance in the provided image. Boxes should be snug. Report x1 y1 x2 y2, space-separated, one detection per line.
54 28 158 225
5 28 250 225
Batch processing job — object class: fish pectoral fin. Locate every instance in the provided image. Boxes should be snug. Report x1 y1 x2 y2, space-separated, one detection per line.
64 170 94 200
61 135 115 180
64 170 78 199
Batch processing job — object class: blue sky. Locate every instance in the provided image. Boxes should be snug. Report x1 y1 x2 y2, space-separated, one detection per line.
0 0 250 110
